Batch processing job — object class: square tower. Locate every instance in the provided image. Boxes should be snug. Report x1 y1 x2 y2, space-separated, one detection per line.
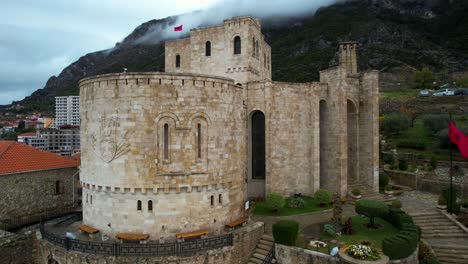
165 16 272 84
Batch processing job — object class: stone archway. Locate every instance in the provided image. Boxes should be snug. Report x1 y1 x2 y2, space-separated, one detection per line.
248 111 266 198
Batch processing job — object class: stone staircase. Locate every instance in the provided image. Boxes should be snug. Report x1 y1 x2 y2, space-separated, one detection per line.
247 234 275 264
347 184 396 204
410 211 468 264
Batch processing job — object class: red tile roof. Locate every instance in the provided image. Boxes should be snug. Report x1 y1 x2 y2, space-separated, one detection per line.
18 132 37 137
0 141 78 175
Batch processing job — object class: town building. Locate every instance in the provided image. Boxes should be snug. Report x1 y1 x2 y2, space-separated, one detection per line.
55 96 80 127
0 141 79 230
17 126 80 156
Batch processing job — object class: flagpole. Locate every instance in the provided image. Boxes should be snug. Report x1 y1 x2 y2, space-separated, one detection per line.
449 112 453 214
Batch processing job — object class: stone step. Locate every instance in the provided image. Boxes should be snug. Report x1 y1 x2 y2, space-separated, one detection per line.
432 244 468 250
261 234 274 242
253 252 267 260
435 249 468 255
410 212 442 217
435 252 468 258
258 243 273 251
422 233 468 238
255 248 270 256
422 229 463 233
259 239 274 247
437 257 468 264
248 258 263 264
413 215 448 219
415 220 454 225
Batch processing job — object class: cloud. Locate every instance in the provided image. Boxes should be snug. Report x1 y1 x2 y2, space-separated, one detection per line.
136 0 345 44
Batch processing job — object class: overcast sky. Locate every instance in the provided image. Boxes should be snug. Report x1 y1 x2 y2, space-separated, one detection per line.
0 0 341 106
0 0 218 105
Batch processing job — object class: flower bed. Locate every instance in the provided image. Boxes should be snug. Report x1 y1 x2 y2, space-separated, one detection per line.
344 244 381 261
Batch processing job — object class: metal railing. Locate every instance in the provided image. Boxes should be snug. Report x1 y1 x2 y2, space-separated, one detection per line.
40 222 233 257
263 245 275 264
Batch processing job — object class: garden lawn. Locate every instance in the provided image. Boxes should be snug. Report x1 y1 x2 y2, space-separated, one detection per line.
321 215 398 249
253 196 331 216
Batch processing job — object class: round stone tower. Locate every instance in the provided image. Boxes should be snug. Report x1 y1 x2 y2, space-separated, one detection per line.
79 72 246 238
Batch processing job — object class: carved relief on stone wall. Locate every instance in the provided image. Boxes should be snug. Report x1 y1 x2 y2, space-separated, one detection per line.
90 114 132 163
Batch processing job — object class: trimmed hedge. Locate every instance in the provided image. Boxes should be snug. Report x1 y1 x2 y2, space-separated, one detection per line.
355 199 389 227
314 189 332 206
272 220 299 246
382 207 420 260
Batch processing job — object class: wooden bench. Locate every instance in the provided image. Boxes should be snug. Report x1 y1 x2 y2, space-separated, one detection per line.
78 225 99 234
116 233 150 241
225 217 247 229
176 230 208 240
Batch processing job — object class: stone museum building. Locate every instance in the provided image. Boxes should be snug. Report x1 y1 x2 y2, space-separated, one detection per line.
76 15 379 243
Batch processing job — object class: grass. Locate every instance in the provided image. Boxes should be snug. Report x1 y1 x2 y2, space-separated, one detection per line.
252 196 332 216
380 90 416 99
320 216 398 249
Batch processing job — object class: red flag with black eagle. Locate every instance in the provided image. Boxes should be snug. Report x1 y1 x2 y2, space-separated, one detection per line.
449 121 468 159
174 25 183 31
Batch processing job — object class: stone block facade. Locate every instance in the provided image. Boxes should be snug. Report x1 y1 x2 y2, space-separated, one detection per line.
79 16 379 238
0 168 78 229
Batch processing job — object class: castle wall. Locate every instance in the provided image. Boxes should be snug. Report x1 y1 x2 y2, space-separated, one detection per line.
79 73 246 237
246 81 326 197
165 16 271 85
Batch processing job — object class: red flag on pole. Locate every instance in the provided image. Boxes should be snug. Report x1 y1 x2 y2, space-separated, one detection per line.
174 25 183 31
449 121 468 159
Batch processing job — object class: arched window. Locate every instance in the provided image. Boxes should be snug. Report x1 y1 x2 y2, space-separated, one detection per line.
164 124 169 160
218 194 222 204
175 54 180 68
234 36 241 55
90 195 93 205
148 200 153 211
137 200 142 211
252 37 256 57
197 123 202 159
205 41 211 56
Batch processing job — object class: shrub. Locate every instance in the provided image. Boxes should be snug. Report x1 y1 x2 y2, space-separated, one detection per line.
462 199 468 209
436 129 450 149
430 156 438 170
398 159 408 171
391 200 402 209
423 114 448 135
384 185 392 192
379 173 389 190
272 220 299 246
383 207 414 229
442 188 459 213
314 189 332 206
382 223 419 260
397 138 427 150
287 197 305 209
266 193 285 212
355 199 389 227
419 241 440 264
382 153 395 165
352 189 361 196
382 113 411 135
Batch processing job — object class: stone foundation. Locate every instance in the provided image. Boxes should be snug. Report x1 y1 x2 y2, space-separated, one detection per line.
0 231 36 264
275 244 338 264
37 222 264 264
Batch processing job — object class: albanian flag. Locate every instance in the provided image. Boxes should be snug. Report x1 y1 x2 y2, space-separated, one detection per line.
174 25 183 31
449 121 468 159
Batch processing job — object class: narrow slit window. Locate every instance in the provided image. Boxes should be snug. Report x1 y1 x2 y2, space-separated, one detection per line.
90 195 93 205
210 195 214 206
234 36 241 55
219 194 222 204
205 41 211 56
164 124 169 160
197 123 202 159
264 53 266 68
148 200 153 211
137 200 142 211
86 194 88 203
175 54 180 68
252 37 255 57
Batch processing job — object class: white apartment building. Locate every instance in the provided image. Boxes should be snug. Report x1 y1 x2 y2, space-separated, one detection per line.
55 96 80 127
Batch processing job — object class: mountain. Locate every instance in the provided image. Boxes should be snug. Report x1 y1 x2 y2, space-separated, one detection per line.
10 0 468 113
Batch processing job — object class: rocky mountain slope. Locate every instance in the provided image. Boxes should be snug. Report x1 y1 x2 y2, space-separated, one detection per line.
11 0 468 112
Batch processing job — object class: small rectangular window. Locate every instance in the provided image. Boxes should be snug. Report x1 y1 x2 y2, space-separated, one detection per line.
197 123 202 159
137 200 142 211
210 195 214 206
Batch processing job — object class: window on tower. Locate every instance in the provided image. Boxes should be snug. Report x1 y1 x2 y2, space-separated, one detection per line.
175 54 180 68
205 41 211 56
234 36 241 55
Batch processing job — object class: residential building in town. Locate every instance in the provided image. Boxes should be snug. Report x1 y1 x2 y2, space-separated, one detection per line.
55 96 80 127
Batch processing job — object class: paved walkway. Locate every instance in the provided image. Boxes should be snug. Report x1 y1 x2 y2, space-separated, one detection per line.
398 190 438 214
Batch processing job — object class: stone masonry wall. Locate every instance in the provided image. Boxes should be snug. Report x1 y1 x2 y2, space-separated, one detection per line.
165 16 271 85
0 231 36 264
37 222 264 264
0 168 77 229
275 244 339 264
79 72 246 237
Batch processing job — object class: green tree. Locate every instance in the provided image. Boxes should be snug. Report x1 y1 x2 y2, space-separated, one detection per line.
413 67 435 89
